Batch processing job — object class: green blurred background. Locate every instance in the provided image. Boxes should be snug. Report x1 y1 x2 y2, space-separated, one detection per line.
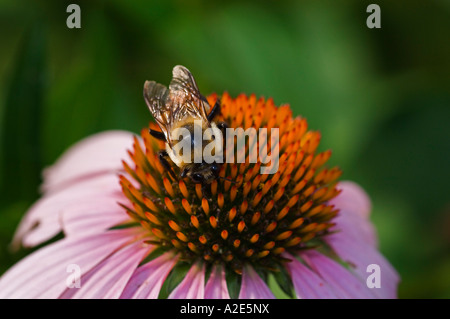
0 0 449 298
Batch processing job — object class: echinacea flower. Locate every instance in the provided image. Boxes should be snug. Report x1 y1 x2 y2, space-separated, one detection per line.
0 92 399 299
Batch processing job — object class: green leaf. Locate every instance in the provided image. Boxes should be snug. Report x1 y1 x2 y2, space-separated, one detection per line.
225 269 242 299
158 261 191 299
138 246 167 267
269 264 295 299
267 274 293 299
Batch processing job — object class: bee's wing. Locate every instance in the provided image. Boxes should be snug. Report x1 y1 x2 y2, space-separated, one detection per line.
143 81 172 140
169 65 210 123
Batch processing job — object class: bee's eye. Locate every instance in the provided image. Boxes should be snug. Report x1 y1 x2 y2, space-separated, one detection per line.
192 173 204 183
211 164 220 175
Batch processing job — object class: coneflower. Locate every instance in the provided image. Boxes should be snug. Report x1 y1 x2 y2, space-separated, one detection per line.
0 83 399 299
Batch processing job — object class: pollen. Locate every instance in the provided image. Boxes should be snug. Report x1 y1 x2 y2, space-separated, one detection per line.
176 232 189 242
190 215 200 229
251 212 261 225
209 216 218 228
168 220 181 232
221 230 229 240
178 180 189 198
164 197 176 215
217 193 224 209
250 234 259 243
237 221 246 233
202 198 210 215
120 93 342 275
182 199 192 214
230 185 238 202
228 207 237 222
163 178 175 197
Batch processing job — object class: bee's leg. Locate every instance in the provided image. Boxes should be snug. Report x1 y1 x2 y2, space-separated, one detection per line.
180 167 190 179
207 98 222 122
158 150 177 180
200 94 208 103
149 129 166 142
201 183 212 199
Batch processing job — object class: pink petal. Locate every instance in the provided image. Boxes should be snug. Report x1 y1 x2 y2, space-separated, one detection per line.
204 265 230 299
331 210 377 247
120 252 178 299
0 229 137 299
284 254 337 299
60 239 150 299
12 174 125 248
330 181 377 247
300 250 376 299
169 263 205 299
325 181 399 298
331 181 372 219
326 232 399 299
239 265 275 299
61 193 129 238
41 130 135 194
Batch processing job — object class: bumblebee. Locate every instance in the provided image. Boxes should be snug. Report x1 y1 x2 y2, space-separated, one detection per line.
143 65 227 184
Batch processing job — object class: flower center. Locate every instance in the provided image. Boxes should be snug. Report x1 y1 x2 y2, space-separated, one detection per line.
119 93 341 274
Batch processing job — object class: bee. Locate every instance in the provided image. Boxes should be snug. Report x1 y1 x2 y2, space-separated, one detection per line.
143 65 227 184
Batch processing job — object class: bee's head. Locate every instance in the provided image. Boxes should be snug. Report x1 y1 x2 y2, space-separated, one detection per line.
185 162 221 184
